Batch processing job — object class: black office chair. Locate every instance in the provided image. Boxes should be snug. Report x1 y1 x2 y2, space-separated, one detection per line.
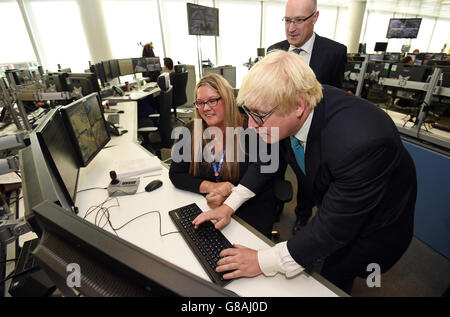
169 70 189 123
138 73 173 158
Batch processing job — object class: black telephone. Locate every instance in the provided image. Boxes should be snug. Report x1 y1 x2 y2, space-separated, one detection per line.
106 121 121 136
112 85 124 96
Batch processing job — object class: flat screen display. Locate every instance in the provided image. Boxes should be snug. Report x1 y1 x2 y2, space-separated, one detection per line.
60 93 110 167
187 3 219 36
386 18 422 39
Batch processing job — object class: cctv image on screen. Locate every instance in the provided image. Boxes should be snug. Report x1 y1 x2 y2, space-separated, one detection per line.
386 18 421 38
63 95 109 165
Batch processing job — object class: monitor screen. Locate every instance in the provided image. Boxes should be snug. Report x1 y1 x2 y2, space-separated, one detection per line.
133 57 162 73
118 58 134 76
67 73 100 97
187 3 219 36
109 59 120 79
29 200 238 297
35 108 80 208
369 54 384 61
386 18 422 39
374 42 388 52
60 93 110 167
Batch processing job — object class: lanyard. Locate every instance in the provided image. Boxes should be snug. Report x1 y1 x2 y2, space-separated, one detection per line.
211 148 225 182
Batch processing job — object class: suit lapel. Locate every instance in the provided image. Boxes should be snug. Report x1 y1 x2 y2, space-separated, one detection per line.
304 96 325 193
309 33 322 75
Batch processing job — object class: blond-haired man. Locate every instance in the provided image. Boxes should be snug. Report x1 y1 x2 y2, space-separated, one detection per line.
193 51 417 294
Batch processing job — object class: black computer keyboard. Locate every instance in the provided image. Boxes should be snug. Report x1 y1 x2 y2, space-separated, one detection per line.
169 203 234 286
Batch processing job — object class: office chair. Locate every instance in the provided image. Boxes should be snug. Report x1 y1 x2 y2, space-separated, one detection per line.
169 70 189 123
138 73 173 158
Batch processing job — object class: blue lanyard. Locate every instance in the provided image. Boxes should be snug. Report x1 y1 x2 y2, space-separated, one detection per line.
211 148 226 182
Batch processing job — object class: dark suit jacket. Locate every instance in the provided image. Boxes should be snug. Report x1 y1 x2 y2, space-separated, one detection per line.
267 34 347 89
240 85 417 271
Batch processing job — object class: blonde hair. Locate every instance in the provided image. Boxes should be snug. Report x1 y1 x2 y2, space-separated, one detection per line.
190 74 244 184
237 50 323 115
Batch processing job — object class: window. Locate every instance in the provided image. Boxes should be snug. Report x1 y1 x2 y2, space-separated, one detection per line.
24 0 90 72
0 1 36 64
216 0 260 88
102 0 163 60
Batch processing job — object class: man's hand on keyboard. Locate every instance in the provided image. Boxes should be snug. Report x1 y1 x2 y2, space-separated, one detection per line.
192 204 233 230
216 244 262 279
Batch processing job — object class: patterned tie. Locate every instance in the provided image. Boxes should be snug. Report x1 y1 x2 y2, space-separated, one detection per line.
290 136 305 174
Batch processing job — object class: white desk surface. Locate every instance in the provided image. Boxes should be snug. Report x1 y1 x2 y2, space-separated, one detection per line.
75 141 340 297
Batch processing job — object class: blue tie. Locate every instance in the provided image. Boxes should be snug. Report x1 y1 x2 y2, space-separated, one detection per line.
290 136 305 174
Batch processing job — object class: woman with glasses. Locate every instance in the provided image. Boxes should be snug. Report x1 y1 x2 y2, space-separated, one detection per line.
169 73 277 238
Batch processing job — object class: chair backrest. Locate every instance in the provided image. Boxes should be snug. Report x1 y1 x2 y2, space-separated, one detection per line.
157 72 171 92
169 71 188 107
157 86 173 148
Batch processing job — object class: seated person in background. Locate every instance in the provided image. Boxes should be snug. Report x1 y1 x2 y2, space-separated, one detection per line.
169 74 277 238
163 57 174 73
401 56 413 65
412 49 420 55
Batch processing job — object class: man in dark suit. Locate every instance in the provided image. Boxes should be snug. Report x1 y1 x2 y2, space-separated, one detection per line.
267 0 347 233
193 50 417 294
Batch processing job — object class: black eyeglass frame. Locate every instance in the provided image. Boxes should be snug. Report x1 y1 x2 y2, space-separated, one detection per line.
239 104 280 125
194 97 222 108
282 11 316 25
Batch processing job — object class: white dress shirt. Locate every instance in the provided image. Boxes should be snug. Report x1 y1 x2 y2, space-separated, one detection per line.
289 33 316 65
224 110 315 277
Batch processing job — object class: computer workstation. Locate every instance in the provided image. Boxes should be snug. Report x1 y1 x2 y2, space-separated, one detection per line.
11 92 344 297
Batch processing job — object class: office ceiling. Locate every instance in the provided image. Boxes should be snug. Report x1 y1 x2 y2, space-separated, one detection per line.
266 0 450 19
318 0 450 19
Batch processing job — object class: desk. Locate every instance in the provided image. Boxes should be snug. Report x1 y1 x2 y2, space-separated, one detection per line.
107 82 160 102
74 104 345 297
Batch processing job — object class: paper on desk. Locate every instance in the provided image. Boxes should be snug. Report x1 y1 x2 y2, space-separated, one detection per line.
113 157 162 178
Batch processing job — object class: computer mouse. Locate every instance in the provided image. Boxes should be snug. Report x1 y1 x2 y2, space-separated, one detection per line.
118 110 124 114
145 180 163 192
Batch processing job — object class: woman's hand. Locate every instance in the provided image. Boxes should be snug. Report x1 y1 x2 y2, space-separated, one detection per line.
206 192 227 209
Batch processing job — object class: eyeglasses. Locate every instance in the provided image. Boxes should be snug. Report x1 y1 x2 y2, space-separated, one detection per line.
194 97 221 108
239 104 280 125
282 11 316 26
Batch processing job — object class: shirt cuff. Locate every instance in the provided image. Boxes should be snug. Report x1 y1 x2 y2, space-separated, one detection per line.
257 241 305 278
223 184 255 212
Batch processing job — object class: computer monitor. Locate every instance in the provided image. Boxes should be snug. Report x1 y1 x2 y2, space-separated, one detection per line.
28 200 238 297
133 57 162 73
386 18 422 39
19 130 77 229
67 73 101 97
102 61 112 82
35 108 80 209
60 93 110 167
187 3 219 36
109 59 120 79
43 72 70 92
369 54 384 61
118 58 134 76
374 42 388 52
90 63 106 88
401 45 411 53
